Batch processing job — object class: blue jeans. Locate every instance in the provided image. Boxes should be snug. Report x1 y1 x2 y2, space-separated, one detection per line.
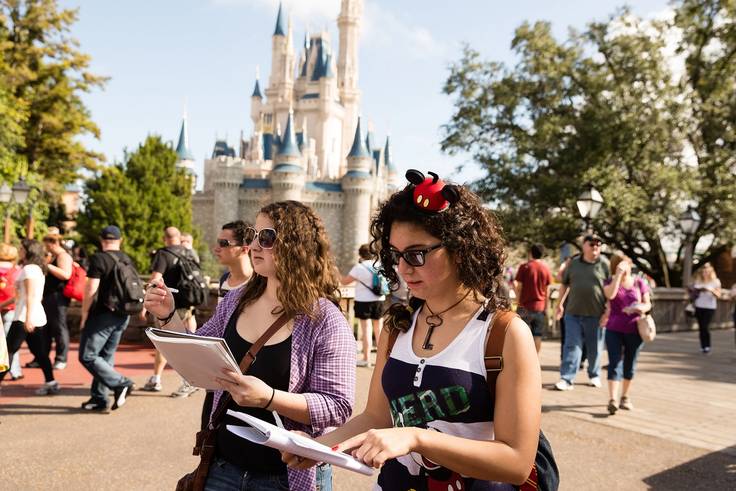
605 329 643 381
204 459 333 491
78 311 130 403
560 314 603 383
204 458 289 491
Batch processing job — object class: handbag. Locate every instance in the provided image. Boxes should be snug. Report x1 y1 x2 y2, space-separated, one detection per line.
634 281 656 342
175 312 291 491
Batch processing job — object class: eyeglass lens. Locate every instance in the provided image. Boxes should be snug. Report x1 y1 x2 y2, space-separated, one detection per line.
245 228 277 249
390 249 425 267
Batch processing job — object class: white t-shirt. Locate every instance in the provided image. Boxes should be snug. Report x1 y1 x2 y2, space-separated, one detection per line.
693 279 721 310
349 260 385 302
13 264 47 326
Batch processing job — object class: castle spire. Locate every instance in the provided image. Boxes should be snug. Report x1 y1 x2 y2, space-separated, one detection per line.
384 135 396 172
273 2 286 36
277 109 301 158
348 117 370 158
175 114 195 162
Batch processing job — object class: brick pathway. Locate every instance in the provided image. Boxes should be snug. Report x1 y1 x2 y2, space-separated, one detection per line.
1 328 734 489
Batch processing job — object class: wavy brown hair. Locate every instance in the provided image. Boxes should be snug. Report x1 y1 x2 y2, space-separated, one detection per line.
370 184 508 333
235 201 341 318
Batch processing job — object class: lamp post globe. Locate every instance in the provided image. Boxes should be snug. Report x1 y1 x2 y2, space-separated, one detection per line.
0 183 11 203
11 178 30 205
679 206 700 235
576 184 603 232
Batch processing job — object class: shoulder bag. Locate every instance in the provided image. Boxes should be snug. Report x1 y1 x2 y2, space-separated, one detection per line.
634 281 656 342
176 312 291 491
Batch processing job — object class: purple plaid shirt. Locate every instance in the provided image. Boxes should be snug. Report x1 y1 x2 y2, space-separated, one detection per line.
196 288 356 490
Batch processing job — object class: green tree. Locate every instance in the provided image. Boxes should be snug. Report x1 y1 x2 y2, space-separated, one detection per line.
441 2 735 286
0 0 106 190
77 135 194 270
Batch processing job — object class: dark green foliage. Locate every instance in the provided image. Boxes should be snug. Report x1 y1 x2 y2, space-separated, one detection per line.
441 1 736 286
77 135 194 270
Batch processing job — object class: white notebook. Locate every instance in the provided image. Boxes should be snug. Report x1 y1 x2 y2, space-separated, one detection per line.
225 409 374 476
145 328 240 390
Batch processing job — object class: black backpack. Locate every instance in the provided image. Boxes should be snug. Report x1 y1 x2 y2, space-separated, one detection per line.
103 252 145 315
162 248 207 308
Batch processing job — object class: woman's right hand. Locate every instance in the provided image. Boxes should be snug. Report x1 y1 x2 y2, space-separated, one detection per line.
143 281 175 319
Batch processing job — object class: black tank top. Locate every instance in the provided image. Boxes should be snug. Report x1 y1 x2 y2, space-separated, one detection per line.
215 312 292 473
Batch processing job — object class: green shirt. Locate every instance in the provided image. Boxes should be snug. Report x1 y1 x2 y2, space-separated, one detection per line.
562 256 610 317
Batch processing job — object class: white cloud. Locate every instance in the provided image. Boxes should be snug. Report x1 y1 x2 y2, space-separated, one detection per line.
362 2 448 59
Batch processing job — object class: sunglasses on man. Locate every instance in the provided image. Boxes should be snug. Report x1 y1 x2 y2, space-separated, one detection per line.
244 227 277 249
389 243 443 267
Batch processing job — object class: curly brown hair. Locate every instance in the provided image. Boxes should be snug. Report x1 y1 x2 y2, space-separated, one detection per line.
370 184 508 333
235 201 341 318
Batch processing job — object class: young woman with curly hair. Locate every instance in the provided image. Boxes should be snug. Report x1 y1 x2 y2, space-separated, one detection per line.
284 172 542 490
145 201 355 491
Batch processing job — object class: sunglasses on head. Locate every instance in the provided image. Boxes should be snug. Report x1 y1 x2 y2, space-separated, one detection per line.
244 227 277 249
215 239 243 248
389 243 443 267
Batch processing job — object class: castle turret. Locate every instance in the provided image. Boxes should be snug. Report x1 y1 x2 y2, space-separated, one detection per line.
267 2 294 115
338 0 363 171
175 114 196 192
270 110 305 202
341 117 373 267
212 159 244 235
250 67 263 127
384 135 401 190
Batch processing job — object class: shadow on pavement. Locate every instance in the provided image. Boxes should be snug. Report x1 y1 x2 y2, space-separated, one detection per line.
642 445 736 489
0 403 92 416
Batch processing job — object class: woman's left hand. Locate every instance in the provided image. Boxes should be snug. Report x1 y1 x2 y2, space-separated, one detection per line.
216 369 272 408
24 320 35 334
339 428 420 469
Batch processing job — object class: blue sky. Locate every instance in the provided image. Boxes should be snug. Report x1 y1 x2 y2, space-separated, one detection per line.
62 0 670 188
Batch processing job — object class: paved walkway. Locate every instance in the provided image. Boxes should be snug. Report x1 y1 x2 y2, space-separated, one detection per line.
1 329 734 490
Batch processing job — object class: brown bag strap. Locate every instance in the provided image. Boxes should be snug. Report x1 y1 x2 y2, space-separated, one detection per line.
208 312 291 429
484 310 517 397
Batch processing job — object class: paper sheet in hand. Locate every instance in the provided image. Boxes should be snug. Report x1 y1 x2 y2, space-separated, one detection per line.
225 409 374 476
145 328 240 390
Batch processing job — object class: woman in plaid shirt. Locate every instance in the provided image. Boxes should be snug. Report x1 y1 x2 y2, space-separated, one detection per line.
145 201 356 491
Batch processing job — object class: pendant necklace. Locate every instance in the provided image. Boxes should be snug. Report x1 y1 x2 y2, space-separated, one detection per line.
422 290 472 350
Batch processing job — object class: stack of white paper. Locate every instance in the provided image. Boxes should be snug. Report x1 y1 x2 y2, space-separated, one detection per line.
145 328 240 390
225 409 374 476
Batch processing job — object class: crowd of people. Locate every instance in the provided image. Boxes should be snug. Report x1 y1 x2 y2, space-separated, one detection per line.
1 169 735 490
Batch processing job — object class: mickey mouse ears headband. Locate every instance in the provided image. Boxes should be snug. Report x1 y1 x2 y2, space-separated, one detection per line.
405 169 460 213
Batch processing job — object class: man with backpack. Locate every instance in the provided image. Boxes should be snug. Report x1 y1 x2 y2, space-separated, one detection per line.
78 225 141 411
341 243 388 367
142 226 205 397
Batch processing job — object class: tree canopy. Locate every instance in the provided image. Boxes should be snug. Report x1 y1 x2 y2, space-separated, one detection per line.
77 135 194 271
441 0 736 286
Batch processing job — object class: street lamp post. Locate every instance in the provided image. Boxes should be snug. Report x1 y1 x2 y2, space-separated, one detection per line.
0 178 33 243
576 184 604 234
679 205 700 287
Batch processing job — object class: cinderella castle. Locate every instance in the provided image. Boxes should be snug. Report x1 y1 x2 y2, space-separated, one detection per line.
181 0 401 271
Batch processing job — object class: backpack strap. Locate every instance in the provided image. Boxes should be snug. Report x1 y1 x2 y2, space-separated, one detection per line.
484 310 518 397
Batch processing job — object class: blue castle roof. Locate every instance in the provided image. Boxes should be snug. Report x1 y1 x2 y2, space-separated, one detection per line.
252 79 262 98
175 118 195 161
212 139 235 158
273 3 286 36
277 112 301 158
348 118 371 159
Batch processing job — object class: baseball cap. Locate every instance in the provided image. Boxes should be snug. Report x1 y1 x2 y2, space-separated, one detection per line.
100 225 122 240
583 234 603 244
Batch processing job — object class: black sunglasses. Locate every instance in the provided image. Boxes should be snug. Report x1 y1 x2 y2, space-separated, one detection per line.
215 239 243 248
244 227 277 249
389 243 443 267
